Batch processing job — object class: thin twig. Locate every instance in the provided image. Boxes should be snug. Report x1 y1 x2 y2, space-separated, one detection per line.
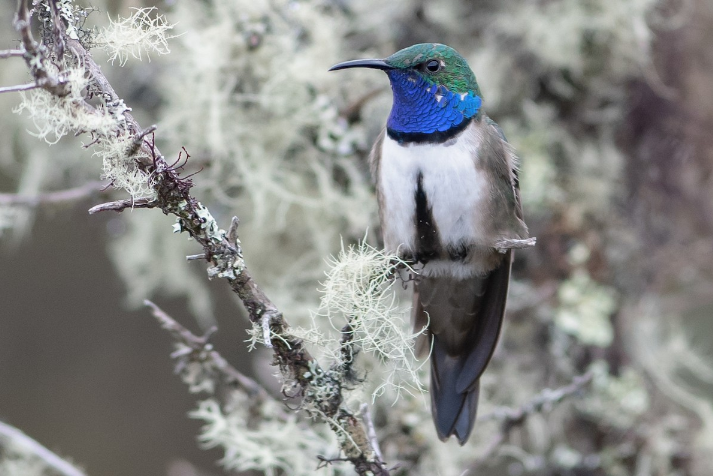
227 216 240 246
0 48 24 58
144 300 277 405
360 403 383 462
494 237 537 253
128 125 157 156
0 81 39 94
88 197 156 214
473 371 594 468
478 371 594 424
0 181 107 207
0 421 87 476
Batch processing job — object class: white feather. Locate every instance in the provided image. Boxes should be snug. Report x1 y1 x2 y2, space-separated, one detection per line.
378 125 492 277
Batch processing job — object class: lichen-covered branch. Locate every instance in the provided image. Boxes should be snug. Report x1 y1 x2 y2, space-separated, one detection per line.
495 237 537 253
13 0 70 96
144 300 279 412
87 197 155 213
4 2 388 473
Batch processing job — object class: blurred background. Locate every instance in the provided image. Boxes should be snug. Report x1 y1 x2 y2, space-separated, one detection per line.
1 0 713 475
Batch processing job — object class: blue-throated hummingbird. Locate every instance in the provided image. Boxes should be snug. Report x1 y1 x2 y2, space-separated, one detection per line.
330 43 529 444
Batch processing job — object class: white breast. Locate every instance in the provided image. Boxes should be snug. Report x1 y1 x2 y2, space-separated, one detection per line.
378 128 490 267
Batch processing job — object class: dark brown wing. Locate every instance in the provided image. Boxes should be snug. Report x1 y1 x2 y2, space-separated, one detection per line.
416 118 524 444
416 251 512 444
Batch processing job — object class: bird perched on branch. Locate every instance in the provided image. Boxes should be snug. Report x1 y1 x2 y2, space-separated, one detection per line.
330 43 529 444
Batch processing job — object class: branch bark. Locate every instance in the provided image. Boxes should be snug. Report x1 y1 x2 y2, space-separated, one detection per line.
13 0 69 96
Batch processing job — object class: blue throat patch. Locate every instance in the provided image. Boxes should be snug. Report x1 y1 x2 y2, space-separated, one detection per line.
385 70 481 140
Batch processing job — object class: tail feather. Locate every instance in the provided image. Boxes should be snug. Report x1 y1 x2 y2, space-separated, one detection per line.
430 337 480 444
453 381 479 443
415 251 513 444
456 252 512 394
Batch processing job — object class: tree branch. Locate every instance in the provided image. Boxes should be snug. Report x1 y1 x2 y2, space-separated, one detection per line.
360 403 384 463
0 48 24 58
2 5 389 473
7 3 388 473
0 181 107 207
479 371 593 425
87 197 156 214
0 421 87 476
495 237 537 253
13 0 69 96
144 300 279 409
473 371 594 468
0 81 39 94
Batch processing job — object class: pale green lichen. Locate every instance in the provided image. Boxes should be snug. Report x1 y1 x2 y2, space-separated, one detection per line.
310 240 427 401
95 134 156 201
555 270 617 347
578 361 649 428
13 66 120 145
193 203 222 241
38 0 87 41
191 397 340 476
96 7 176 66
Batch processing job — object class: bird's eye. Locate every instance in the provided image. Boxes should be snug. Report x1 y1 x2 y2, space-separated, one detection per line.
426 60 441 72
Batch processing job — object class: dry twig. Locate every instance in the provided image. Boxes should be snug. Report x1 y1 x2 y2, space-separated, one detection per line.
495 237 537 253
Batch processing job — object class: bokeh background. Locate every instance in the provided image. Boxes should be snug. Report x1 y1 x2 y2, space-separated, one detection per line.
1 0 713 475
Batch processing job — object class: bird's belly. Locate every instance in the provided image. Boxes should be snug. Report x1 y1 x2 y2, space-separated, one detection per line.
378 135 491 272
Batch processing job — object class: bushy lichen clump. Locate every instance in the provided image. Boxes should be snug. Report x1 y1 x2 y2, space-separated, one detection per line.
170 337 343 476
191 397 341 476
313 241 427 401
95 7 175 66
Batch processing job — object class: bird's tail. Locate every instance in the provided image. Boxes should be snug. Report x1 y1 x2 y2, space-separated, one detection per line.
414 251 513 444
429 337 481 444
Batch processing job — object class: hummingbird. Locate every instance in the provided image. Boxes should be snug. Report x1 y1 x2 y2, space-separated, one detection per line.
330 43 528 444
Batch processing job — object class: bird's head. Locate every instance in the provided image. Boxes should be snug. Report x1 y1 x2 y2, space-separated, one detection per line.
330 43 483 139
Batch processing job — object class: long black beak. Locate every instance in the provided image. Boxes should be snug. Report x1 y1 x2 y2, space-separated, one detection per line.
329 59 392 71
